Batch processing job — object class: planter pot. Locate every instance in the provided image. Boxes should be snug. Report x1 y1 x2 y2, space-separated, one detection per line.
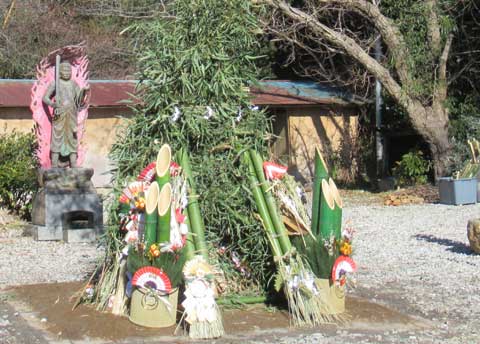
314 278 345 314
129 287 178 328
438 177 477 205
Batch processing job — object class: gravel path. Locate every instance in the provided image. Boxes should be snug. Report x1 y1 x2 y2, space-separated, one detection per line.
1 203 480 343
0 223 102 289
251 203 480 344
344 203 480 343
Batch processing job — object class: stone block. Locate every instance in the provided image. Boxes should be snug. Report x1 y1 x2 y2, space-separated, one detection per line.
32 168 103 242
34 226 63 241
63 228 97 243
467 219 480 254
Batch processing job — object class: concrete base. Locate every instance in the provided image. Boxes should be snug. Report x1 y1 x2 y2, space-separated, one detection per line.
32 168 103 242
63 228 97 243
33 226 63 241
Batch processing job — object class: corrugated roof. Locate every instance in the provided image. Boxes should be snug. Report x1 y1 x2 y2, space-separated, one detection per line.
0 80 135 108
0 79 362 108
250 80 363 106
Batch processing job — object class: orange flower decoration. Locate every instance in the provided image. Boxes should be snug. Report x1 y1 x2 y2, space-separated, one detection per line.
340 242 352 256
134 197 146 210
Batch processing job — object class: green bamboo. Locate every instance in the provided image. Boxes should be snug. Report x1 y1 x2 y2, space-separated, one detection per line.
249 150 291 254
328 178 343 239
311 147 329 236
318 180 337 239
184 211 196 261
216 295 267 305
244 152 283 258
179 150 208 260
144 182 159 248
157 183 172 243
155 144 171 189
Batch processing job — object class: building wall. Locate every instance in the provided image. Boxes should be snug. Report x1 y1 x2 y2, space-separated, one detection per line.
0 107 133 187
1 104 359 187
284 105 359 184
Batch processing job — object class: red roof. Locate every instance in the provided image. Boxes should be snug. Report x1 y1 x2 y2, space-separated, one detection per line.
0 80 136 108
0 79 358 108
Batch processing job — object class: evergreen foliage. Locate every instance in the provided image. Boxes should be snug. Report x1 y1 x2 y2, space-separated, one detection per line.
0 131 38 219
110 0 273 290
380 0 455 98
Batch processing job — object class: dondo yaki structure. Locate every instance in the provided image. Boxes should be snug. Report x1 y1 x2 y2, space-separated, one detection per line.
81 144 356 339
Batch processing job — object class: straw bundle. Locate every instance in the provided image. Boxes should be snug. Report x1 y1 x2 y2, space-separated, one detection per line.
178 149 224 339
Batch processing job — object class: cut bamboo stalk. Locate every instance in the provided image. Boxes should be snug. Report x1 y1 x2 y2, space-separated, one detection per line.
184 213 196 261
217 295 267 305
156 144 171 189
311 147 329 236
244 152 283 258
249 150 291 254
157 183 172 243
180 150 208 260
328 178 343 240
144 182 159 248
318 180 336 239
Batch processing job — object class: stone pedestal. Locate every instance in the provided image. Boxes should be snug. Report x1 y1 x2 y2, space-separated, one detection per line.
32 168 103 242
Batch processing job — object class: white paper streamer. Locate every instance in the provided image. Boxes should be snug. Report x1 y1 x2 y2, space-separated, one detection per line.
204 106 214 120
170 106 181 122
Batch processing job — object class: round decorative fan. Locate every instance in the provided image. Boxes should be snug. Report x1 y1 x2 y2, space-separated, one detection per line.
137 162 156 183
331 256 357 286
137 161 181 182
120 181 150 204
132 267 172 292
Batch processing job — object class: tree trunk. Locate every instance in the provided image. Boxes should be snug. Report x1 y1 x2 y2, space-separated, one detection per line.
407 103 452 182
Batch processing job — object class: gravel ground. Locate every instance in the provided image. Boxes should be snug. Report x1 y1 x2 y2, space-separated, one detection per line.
1 203 480 343
0 221 102 289
254 203 480 344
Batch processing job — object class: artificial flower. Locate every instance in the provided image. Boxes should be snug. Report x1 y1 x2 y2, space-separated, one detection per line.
340 242 352 256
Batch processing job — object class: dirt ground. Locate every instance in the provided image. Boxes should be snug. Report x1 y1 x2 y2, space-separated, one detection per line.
2 281 428 343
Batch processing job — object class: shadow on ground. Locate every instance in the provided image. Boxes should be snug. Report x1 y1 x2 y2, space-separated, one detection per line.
414 234 472 255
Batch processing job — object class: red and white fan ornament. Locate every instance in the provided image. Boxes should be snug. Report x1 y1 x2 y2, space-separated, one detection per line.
132 267 172 293
137 161 181 183
331 256 357 287
119 181 150 204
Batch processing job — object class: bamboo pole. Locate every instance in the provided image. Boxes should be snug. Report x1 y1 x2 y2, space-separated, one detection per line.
244 152 283 258
184 212 196 261
156 144 171 189
328 178 343 240
178 152 224 339
144 182 159 248
318 180 336 239
311 147 329 236
249 150 291 254
179 150 208 260
157 183 172 243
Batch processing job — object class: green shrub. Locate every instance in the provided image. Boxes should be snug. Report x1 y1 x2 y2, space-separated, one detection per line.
392 150 431 186
0 130 39 219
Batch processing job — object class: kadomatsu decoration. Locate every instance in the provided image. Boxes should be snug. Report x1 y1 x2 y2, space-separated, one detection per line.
108 0 273 293
255 148 357 324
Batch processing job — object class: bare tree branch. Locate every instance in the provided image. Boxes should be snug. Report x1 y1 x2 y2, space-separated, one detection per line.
314 0 411 86
261 0 418 114
435 33 454 102
426 0 442 55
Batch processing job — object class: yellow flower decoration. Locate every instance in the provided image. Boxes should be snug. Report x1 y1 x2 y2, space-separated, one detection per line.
340 242 352 256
